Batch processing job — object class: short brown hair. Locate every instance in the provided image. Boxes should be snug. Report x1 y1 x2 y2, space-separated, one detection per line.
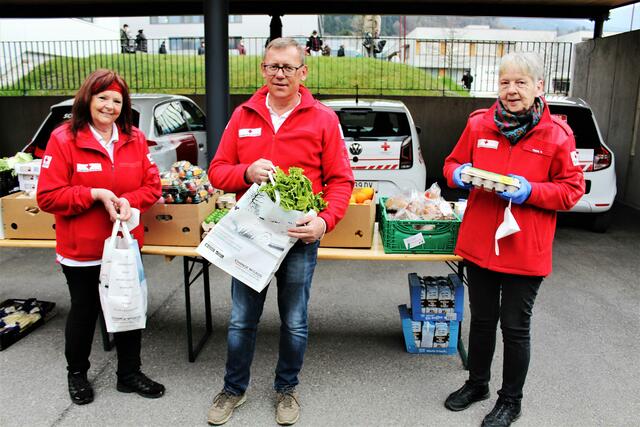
70 69 133 135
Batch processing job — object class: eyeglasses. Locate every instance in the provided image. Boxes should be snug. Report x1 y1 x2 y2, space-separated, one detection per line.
262 63 304 76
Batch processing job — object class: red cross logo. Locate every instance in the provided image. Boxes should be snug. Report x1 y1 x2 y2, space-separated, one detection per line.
381 142 391 151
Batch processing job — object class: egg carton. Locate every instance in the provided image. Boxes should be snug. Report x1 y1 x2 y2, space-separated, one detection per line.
460 166 520 193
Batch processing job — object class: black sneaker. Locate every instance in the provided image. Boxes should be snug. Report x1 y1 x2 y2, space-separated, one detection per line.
444 381 490 411
68 372 94 405
117 371 165 398
481 398 522 427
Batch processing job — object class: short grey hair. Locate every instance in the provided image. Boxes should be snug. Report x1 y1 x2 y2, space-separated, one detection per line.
264 37 306 65
499 52 544 82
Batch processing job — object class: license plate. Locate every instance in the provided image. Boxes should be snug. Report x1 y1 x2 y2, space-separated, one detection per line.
354 181 377 190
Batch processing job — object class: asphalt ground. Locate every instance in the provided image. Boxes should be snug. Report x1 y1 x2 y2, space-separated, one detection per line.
1 203 638 427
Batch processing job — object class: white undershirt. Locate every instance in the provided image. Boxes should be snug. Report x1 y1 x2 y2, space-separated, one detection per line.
265 92 327 237
56 123 120 266
89 123 119 162
266 93 301 133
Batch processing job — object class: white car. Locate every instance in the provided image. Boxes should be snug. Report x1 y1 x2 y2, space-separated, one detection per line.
24 94 208 171
322 99 427 197
546 96 617 232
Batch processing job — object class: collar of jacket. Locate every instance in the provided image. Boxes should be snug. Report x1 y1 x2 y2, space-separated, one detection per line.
74 124 134 157
478 97 554 137
243 85 316 126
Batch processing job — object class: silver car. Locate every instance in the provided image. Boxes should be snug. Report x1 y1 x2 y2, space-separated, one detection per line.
24 94 208 171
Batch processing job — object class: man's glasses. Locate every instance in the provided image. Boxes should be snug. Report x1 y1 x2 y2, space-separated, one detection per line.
262 63 304 76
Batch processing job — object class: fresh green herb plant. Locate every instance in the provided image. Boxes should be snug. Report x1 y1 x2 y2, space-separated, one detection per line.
259 167 328 212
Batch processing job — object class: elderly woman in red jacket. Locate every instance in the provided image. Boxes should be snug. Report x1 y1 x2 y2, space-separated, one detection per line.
443 52 585 427
37 69 164 405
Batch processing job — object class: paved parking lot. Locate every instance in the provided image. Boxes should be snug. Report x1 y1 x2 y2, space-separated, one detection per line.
1 204 638 427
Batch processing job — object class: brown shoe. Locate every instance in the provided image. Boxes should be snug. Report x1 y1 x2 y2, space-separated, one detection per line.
276 390 300 425
207 390 246 425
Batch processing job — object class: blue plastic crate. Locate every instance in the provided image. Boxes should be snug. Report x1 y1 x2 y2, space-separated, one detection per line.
408 273 464 322
399 304 459 355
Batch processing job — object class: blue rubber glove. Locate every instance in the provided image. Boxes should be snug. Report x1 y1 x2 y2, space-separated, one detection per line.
498 174 532 205
453 163 473 190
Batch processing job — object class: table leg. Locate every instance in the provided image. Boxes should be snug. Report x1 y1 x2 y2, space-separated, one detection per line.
446 262 469 369
183 256 213 362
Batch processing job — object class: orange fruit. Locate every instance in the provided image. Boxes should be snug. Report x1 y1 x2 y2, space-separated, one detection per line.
355 192 368 204
349 195 356 204
361 187 374 200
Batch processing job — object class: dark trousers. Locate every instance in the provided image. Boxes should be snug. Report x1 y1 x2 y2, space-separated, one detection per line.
61 265 141 377
466 262 542 402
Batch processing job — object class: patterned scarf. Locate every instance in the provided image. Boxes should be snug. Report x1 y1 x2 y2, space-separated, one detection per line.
494 97 544 144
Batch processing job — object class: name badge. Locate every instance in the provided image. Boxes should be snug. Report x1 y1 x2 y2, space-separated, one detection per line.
77 163 102 172
477 139 499 149
239 128 262 138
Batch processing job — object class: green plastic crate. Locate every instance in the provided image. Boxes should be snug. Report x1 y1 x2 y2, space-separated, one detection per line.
379 197 461 254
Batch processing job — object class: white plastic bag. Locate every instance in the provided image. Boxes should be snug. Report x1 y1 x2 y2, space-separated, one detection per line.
197 180 309 293
99 219 148 333
494 199 521 256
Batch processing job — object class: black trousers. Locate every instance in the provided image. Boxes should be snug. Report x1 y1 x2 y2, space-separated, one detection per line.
61 265 141 377
466 262 542 402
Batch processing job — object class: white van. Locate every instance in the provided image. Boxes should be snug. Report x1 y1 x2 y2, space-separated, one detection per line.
546 96 617 232
322 99 427 197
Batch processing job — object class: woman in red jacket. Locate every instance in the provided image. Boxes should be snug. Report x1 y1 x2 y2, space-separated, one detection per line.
37 69 164 405
443 53 584 427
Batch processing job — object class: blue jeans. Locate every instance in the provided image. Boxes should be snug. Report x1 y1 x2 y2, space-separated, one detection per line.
223 240 319 395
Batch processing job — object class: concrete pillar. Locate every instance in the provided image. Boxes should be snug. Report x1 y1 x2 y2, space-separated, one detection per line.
204 0 229 162
269 14 283 43
592 12 608 39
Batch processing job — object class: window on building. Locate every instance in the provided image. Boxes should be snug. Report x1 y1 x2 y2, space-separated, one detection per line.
228 37 242 50
150 15 204 25
150 16 169 24
229 15 242 24
169 37 199 51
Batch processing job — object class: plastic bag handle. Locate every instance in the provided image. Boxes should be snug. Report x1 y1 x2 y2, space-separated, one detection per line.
108 217 134 250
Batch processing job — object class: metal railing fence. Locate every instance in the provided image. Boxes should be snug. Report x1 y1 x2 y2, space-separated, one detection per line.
0 37 572 96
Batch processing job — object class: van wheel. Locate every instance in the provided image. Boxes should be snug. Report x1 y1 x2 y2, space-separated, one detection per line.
589 210 612 233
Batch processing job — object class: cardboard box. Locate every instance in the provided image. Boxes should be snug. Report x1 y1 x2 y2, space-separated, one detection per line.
408 273 464 322
398 304 459 355
1 192 56 239
320 197 375 248
142 196 216 246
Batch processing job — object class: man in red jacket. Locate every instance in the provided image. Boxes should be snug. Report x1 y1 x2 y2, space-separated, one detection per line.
443 52 584 427
206 37 354 426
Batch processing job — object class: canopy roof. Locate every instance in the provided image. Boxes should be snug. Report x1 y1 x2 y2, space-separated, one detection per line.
0 0 636 19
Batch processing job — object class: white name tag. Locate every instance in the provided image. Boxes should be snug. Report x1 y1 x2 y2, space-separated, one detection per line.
76 163 102 172
42 155 52 169
477 139 499 149
404 233 425 250
239 128 262 138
